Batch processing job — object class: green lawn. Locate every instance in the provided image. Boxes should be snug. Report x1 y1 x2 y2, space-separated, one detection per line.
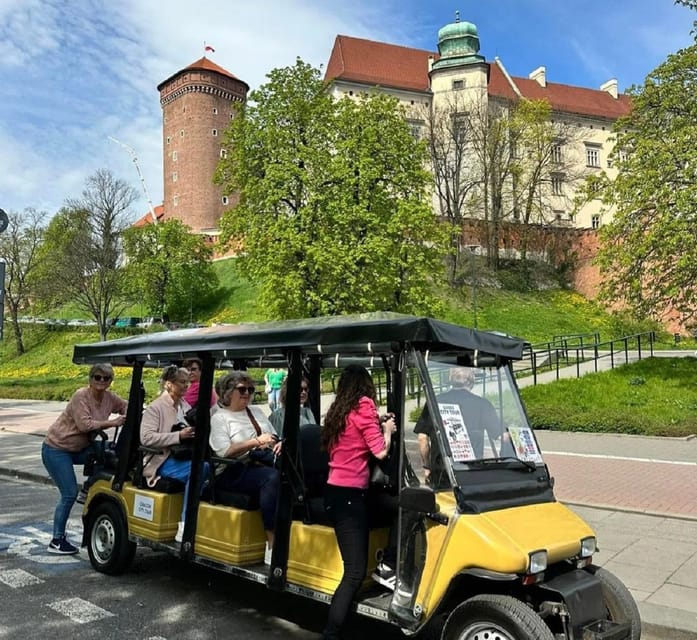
521 356 697 437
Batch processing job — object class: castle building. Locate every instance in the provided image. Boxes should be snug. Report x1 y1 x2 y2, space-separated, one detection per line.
324 14 631 230
153 57 248 234
143 16 630 235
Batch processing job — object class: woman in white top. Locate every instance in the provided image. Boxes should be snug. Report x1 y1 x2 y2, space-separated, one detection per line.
210 371 281 555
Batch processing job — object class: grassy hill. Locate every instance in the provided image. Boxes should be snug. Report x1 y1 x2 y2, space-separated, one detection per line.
3 257 693 439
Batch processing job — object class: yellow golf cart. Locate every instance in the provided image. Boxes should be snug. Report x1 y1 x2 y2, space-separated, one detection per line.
74 313 640 640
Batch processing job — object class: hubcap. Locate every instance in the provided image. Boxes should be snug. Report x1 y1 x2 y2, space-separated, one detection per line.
91 515 116 564
456 622 514 640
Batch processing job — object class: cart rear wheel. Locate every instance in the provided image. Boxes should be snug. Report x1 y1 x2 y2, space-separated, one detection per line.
442 594 554 640
87 501 136 575
594 567 641 639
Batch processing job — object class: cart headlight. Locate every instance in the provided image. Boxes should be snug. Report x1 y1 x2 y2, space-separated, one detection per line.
580 536 596 558
528 549 548 574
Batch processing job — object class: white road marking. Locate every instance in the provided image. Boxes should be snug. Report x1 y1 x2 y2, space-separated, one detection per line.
5 523 83 565
545 451 697 466
0 568 44 588
47 597 115 624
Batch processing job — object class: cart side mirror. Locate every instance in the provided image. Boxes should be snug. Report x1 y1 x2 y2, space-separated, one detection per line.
399 486 437 514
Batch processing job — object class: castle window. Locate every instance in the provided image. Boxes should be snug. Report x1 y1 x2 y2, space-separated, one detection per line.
551 143 563 164
220 148 227 159
452 79 465 90
180 130 184 138
407 119 424 140
592 214 601 229
172 151 177 161
585 144 601 168
222 196 229 205
173 195 179 207
212 129 218 136
551 173 564 196
172 172 177 183
166 136 171 145
213 107 218 115
182 106 186 113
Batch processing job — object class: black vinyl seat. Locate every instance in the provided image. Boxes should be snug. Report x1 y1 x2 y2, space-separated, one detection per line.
295 424 331 525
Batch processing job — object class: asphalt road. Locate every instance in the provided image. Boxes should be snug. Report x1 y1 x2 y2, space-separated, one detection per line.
0 477 399 640
0 477 688 640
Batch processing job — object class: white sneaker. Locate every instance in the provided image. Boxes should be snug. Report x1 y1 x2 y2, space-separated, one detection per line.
175 521 185 543
264 543 272 565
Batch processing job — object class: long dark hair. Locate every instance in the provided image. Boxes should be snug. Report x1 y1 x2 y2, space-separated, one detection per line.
322 365 377 450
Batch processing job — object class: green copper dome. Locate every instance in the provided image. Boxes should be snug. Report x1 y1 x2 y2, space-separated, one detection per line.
438 14 478 41
432 10 485 71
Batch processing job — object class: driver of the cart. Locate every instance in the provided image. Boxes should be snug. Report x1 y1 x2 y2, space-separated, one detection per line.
414 366 507 487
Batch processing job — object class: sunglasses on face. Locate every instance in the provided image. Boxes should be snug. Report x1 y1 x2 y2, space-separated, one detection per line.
234 385 255 395
92 375 112 382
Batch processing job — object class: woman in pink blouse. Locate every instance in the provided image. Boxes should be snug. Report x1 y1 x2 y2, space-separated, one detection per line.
320 365 396 640
42 363 127 555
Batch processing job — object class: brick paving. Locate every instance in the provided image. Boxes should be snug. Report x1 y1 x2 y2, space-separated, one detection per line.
546 452 697 519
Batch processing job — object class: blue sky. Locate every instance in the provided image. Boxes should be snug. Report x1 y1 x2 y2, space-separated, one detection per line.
0 0 693 219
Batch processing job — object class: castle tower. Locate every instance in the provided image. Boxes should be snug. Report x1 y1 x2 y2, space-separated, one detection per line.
429 11 488 100
157 57 249 233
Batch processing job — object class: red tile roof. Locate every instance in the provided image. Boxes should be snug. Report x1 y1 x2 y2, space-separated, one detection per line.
325 35 631 120
326 35 434 92
132 203 165 228
157 56 248 91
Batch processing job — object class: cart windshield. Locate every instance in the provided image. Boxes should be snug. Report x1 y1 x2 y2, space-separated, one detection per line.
406 358 546 495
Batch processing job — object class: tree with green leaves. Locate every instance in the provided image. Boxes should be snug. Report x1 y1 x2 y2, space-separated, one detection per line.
34 169 137 340
216 59 447 319
0 208 47 354
593 34 697 324
122 219 218 322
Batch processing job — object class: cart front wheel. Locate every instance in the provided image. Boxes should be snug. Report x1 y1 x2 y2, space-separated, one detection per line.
442 594 554 640
594 567 641 639
87 501 136 575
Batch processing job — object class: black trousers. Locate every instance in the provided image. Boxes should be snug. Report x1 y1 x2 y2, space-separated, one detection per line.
323 484 369 640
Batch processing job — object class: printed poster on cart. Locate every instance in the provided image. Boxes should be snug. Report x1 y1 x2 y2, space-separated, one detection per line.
507 426 543 464
438 403 476 462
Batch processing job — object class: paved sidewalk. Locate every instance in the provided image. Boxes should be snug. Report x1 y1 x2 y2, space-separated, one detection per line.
1 399 696 637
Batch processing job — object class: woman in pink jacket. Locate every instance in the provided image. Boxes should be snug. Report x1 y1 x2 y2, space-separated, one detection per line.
320 365 396 640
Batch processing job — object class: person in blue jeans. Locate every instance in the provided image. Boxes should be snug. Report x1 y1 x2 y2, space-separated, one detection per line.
42 363 127 554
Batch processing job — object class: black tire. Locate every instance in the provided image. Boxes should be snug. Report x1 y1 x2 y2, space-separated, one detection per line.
594 567 641 640
87 501 136 575
442 594 554 640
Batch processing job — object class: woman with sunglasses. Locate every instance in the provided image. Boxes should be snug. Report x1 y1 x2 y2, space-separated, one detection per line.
141 365 208 543
42 363 127 554
269 377 317 437
209 370 281 562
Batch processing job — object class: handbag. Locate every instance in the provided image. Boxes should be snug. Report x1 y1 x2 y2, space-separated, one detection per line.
245 408 280 468
170 422 194 461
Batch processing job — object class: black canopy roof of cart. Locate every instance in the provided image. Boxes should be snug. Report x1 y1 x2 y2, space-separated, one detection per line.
72 313 525 367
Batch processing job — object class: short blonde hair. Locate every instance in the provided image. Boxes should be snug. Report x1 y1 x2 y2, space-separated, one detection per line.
89 363 114 380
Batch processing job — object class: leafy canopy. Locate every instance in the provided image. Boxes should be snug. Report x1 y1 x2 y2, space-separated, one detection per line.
33 169 137 340
595 41 697 324
216 59 448 319
122 219 218 320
